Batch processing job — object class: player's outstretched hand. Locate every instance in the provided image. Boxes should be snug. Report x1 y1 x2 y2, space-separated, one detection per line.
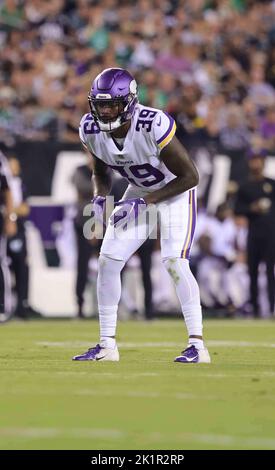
110 198 147 228
91 195 106 224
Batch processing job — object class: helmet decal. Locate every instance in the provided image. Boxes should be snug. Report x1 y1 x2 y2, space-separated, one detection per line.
129 80 137 94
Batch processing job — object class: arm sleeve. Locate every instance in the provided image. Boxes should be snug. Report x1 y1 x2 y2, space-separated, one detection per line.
152 111 177 151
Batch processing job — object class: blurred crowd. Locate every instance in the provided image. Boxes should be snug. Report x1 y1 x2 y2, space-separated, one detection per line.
0 0 275 155
1 0 275 319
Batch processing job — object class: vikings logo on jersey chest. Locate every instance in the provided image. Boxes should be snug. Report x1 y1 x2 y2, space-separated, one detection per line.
115 160 134 165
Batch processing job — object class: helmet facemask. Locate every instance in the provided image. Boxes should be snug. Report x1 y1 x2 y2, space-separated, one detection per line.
88 93 137 132
88 69 138 132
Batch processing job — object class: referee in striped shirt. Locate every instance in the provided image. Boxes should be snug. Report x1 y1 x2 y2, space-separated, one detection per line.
0 151 17 321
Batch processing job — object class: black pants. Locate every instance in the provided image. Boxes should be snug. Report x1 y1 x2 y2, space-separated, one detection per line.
0 216 12 315
7 227 29 312
74 221 98 311
137 238 154 319
0 237 7 313
247 232 275 315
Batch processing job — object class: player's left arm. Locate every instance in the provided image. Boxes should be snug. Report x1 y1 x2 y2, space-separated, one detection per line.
144 136 199 205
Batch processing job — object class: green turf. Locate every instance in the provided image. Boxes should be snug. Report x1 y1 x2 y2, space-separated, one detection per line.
0 318 275 450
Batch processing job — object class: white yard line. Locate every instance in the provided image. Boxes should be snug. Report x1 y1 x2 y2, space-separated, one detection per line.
148 431 275 449
0 427 274 448
37 340 275 348
55 371 158 378
205 321 275 328
141 320 275 328
2 372 275 383
208 340 275 348
0 427 124 439
76 389 219 400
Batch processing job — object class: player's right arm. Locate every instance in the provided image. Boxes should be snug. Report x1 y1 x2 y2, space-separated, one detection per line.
91 153 112 197
79 142 112 197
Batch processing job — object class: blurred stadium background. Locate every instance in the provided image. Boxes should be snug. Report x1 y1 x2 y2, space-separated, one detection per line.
1 0 275 319
1 0 275 451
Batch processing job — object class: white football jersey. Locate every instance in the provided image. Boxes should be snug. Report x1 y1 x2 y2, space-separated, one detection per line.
79 104 177 192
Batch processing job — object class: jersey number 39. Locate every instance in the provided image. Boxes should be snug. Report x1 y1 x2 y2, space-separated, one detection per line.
109 163 165 187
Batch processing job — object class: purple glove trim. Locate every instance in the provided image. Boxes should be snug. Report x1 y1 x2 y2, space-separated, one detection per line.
91 195 106 224
110 198 147 228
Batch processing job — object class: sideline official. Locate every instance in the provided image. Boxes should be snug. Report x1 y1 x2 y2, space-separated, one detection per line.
235 150 275 317
0 151 17 320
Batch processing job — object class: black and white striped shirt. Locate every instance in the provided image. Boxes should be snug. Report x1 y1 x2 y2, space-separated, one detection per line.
0 151 11 210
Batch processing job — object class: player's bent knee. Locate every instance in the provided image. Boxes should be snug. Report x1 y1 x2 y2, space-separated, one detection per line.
99 253 126 263
98 253 126 271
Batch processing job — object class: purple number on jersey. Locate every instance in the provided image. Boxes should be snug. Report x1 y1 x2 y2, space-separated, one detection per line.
109 163 164 187
83 116 100 134
136 109 157 133
130 164 165 187
109 165 137 186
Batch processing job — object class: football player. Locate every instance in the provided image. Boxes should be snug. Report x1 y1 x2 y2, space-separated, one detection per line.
72 68 211 363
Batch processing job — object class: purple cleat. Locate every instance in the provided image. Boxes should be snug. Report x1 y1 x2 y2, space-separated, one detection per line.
174 345 211 363
72 344 119 361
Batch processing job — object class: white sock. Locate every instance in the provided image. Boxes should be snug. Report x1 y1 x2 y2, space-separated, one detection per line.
97 254 125 343
163 257 204 341
100 336 116 349
98 305 117 340
188 338 204 350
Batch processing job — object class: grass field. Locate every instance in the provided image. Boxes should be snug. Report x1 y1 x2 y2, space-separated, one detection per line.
0 318 275 450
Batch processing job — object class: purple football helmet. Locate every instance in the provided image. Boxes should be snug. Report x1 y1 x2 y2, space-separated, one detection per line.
88 68 138 132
